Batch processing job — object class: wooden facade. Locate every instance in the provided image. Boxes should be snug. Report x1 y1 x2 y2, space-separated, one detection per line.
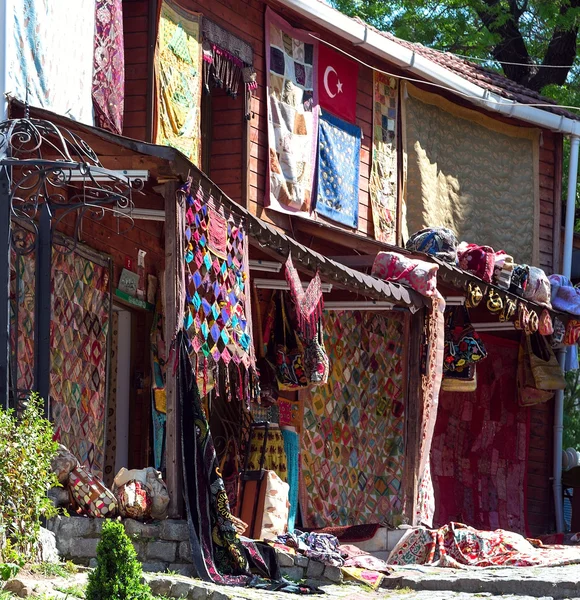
117 0 566 534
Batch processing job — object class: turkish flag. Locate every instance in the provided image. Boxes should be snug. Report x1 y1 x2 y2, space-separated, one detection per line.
318 44 359 123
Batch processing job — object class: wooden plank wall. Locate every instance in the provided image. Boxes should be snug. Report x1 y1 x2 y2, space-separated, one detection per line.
120 0 560 533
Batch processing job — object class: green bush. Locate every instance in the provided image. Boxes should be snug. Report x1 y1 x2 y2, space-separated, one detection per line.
86 521 151 600
0 392 59 563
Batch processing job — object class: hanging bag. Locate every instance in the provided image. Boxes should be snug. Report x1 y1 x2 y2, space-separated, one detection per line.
443 306 488 372
527 332 566 390
272 292 308 391
303 319 330 386
518 335 554 406
441 364 478 392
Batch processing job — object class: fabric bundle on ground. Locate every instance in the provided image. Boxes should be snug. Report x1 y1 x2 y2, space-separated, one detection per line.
266 8 318 215
315 110 361 228
388 522 580 568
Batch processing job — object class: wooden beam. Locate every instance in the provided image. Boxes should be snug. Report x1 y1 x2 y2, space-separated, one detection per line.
328 255 375 268
163 181 182 518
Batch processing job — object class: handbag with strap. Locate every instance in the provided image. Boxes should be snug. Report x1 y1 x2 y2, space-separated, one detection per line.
443 307 488 373
303 319 330 386
527 332 566 390
518 336 554 406
272 292 308 391
442 363 477 392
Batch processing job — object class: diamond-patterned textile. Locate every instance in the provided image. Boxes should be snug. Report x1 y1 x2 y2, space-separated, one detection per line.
301 311 406 527
51 251 110 478
11 241 111 479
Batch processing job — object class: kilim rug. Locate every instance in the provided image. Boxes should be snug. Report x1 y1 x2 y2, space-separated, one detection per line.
300 310 406 527
11 239 111 479
431 336 530 535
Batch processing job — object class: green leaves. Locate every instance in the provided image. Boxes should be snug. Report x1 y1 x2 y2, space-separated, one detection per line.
86 521 152 600
0 393 59 564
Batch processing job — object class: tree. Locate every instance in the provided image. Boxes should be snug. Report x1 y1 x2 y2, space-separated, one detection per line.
330 0 580 92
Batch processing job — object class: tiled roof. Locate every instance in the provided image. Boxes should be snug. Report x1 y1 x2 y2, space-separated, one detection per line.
350 14 580 122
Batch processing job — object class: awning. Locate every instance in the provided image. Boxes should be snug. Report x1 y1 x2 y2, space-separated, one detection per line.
10 101 427 312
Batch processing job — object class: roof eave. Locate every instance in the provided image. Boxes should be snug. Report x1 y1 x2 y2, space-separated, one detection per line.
278 0 580 135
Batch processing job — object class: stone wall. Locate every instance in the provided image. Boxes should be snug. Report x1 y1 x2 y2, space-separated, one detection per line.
47 516 343 585
47 516 195 576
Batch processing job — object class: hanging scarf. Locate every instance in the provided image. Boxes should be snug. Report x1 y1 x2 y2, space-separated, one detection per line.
284 255 324 339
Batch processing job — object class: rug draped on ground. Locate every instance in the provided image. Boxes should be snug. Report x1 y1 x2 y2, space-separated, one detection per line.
388 522 580 568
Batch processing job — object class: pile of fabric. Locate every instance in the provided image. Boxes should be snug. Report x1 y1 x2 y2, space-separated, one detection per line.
388 522 580 568
275 530 392 590
50 445 169 521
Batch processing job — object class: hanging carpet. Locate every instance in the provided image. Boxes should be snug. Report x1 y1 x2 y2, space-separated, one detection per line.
431 336 530 535
301 310 406 528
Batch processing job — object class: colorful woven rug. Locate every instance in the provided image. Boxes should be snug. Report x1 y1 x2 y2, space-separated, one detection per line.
370 72 398 244
301 310 406 527
155 0 202 165
388 522 580 568
265 8 318 217
431 336 530 535
50 250 111 479
315 110 361 228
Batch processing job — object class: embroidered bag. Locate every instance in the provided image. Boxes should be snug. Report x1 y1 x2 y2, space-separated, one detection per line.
272 292 308 391
258 470 290 540
443 307 488 372
303 320 330 385
539 310 554 336
524 267 552 308
441 363 477 392
69 466 117 518
510 265 530 297
527 332 566 390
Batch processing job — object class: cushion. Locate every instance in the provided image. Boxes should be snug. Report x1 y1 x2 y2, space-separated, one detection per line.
372 252 438 297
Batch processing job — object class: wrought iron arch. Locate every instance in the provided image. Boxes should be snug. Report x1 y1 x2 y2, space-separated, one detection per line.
0 117 143 411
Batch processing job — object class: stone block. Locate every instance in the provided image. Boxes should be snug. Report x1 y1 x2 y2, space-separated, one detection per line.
54 535 71 557
212 592 230 600
275 549 295 567
89 559 98 569
73 537 99 558
59 516 94 539
170 581 192 598
149 577 173 597
188 584 211 600
142 562 167 573
124 519 161 539
178 541 192 563
147 540 177 562
3 579 25 595
323 565 342 583
295 555 309 568
160 520 189 541
169 563 196 577
306 560 324 579
93 519 106 535
133 542 147 562
280 566 304 581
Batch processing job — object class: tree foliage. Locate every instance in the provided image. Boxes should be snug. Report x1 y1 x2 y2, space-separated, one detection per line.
0 393 58 563
330 0 580 91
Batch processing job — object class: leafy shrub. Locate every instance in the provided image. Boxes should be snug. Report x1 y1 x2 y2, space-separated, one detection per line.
86 520 151 600
0 393 59 562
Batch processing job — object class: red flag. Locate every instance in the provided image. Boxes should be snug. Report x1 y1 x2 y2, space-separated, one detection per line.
317 44 359 123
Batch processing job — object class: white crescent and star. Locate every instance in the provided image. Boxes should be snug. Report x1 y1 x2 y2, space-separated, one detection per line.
324 65 343 98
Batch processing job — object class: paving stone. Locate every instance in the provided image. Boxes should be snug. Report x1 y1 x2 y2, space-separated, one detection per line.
187 584 212 600
306 560 325 579
147 540 177 562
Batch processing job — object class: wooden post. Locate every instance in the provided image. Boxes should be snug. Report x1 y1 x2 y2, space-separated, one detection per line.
163 181 182 518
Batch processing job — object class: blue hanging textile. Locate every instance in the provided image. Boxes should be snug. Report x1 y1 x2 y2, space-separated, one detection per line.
282 428 300 532
315 110 361 228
